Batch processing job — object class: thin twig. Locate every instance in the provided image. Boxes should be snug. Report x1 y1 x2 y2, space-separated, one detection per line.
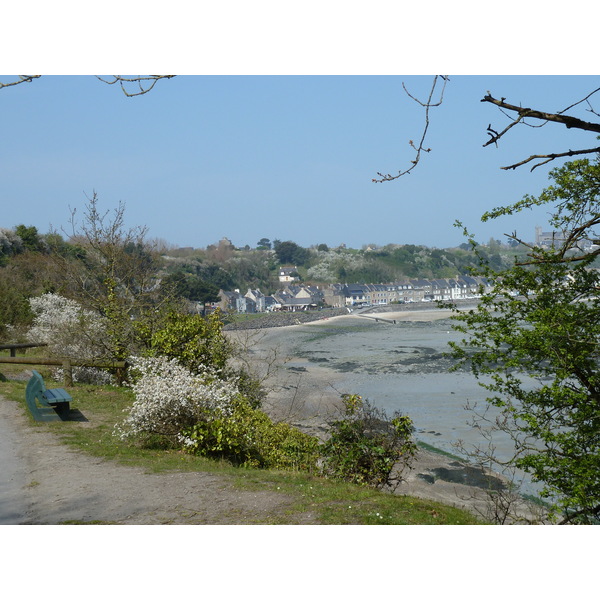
0 75 41 89
95 75 176 97
373 75 448 182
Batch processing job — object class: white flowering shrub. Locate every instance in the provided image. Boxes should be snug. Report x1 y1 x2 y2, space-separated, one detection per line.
28 293 102 354
26 293 113 384
115 356 241 442
0 228 23 257
307 250 367 281
116 355 320 470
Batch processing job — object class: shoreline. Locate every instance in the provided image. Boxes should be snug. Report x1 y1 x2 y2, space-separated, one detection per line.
228 304 545 523
224 299 478 333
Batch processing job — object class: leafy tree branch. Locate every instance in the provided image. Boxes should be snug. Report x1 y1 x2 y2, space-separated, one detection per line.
449 158 600 523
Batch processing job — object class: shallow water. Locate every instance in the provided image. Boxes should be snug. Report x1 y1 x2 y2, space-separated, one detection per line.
287 318 482 445
267 314 542 495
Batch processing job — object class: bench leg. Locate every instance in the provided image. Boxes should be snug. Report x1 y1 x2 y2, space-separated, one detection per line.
53 403 71 418
28 403 62 422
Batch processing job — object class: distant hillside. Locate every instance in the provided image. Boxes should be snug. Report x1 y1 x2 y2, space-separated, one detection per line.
161 240 529 298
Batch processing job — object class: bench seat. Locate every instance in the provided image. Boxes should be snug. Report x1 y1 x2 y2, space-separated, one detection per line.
26 370 73 422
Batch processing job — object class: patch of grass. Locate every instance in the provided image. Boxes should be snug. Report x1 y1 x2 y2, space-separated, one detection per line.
522 493 552 509
224 313 271 325
0 375 482 524
60 520 117 525
231 470 480 524
299 324 375 344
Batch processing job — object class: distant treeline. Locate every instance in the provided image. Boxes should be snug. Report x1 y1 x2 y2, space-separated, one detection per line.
0 225 527 336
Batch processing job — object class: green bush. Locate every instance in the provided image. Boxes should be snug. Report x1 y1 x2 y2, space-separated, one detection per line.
320 394 417 489
136 308 266 409
137 309 233 373
182 399 320 471
0 281 31 338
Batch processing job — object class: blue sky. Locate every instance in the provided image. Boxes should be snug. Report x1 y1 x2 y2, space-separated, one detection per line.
2 3 598 252
1 74 598 250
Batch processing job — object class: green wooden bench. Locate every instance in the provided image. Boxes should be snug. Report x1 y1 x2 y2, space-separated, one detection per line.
26 370 72 422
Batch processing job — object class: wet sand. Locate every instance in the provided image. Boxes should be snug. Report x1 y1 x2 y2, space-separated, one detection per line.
227 307 459 422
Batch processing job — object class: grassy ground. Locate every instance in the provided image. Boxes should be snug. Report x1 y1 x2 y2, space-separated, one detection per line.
1 364 482 525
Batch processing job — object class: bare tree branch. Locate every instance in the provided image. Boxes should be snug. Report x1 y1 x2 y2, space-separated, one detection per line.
558 86 600 115
373 75 449 182
0 75 42 89
482 93 600 136
0 75 175 97
482 91 600 171
95 75 176 97
501 145 600 172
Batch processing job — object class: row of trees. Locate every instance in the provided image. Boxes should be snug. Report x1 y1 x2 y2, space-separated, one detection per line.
160 238 518 297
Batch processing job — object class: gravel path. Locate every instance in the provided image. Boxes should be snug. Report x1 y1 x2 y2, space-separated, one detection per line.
0 396 319 524
0 400 30 524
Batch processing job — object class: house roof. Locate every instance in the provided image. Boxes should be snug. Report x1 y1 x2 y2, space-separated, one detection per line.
279 297 315 307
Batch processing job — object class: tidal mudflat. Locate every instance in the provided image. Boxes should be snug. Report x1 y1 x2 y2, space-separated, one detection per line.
232 309 542 498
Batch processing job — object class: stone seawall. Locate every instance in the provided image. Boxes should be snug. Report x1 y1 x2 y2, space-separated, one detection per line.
363 299 480 314
223 308 349 331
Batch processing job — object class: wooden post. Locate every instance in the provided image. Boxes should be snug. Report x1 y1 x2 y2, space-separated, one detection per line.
62 360 73 386
115 364 126 386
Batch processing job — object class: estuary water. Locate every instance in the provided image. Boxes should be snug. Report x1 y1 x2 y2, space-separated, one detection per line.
247 308 541 496
282 313 493 452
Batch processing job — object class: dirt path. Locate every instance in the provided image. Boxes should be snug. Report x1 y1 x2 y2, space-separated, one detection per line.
2 392 536 525
0 397 320 524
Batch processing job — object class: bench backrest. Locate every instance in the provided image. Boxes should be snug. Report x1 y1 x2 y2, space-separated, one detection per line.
29 369 46 392
26 370 45 396
26 370 46 414
25 369 63 422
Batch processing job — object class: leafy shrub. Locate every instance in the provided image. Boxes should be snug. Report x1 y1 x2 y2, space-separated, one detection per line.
226 366 266 410
136 309 233 373
117 355 318 470
136 308 266 408
320 394 417 489
0 279 31 339
182 399 320 470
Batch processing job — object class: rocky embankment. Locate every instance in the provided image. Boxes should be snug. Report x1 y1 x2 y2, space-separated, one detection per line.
223 308 349 331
